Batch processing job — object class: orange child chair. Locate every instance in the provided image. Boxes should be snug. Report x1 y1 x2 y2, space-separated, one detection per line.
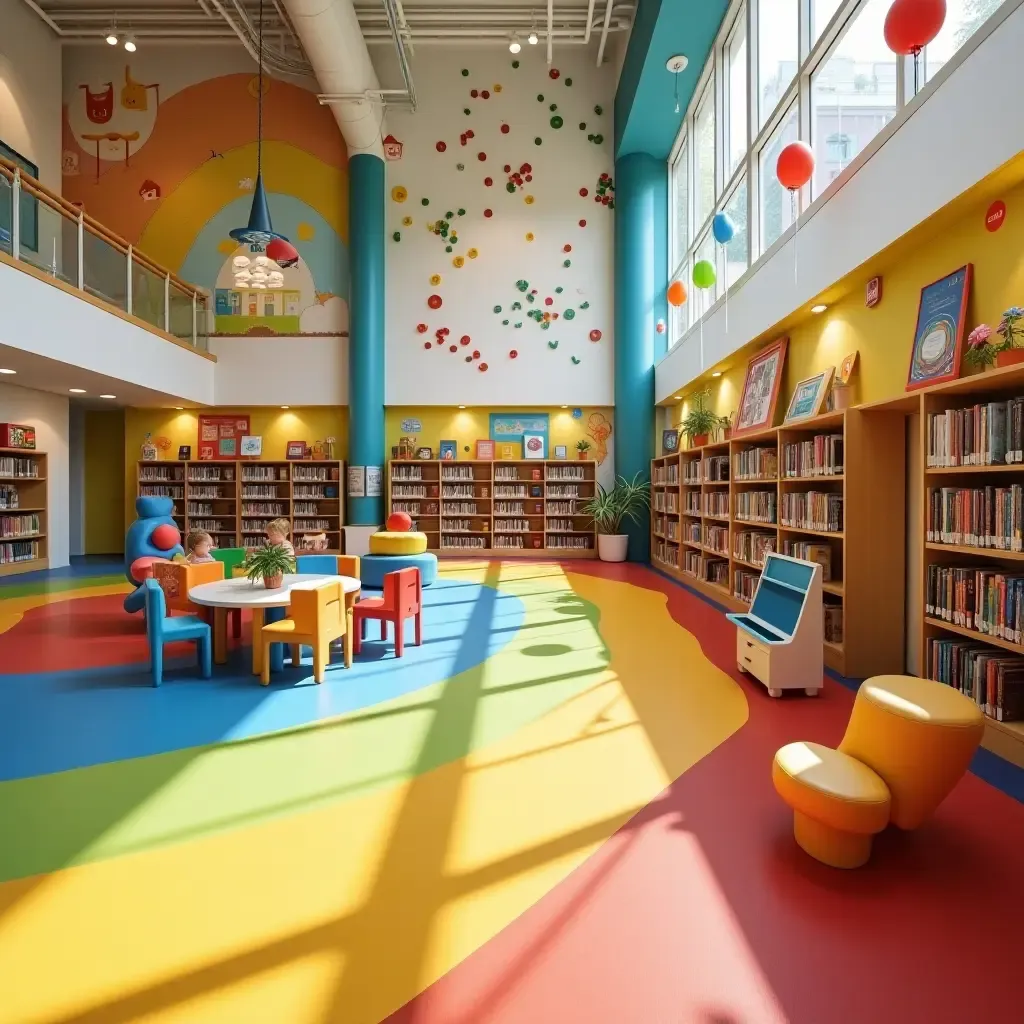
353 567 422 658
258 581 347 685
154 560 242 643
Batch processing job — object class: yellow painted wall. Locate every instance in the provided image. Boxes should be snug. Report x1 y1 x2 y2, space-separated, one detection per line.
668 165 1024 427
84 410 126 554
386 407 615 463
123 407 348 531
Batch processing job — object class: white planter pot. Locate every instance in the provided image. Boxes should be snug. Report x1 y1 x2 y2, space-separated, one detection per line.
597 534 628 562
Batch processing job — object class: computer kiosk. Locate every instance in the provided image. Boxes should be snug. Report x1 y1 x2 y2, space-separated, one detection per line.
726 553 823 697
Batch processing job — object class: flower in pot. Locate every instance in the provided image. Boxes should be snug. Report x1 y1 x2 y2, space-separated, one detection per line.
576 438 592 460
244 543 296 590
965 324 997 370
579 472 651 562
681 388 718 448
995 308 1024 367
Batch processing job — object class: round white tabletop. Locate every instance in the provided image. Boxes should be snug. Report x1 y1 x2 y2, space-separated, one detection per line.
189 573 361 609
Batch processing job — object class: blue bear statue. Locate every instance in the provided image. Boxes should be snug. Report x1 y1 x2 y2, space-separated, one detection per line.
124 496 184 613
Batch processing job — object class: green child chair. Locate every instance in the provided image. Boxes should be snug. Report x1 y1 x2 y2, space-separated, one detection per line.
212 547 247 638
143 578 212 687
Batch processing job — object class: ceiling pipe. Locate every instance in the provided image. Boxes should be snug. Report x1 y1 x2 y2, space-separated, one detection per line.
584 0 596 42
546 0 553 64
596 0 614 65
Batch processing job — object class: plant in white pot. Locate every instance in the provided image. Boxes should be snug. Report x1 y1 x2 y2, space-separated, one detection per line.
580 472 651 562
244 543 296 590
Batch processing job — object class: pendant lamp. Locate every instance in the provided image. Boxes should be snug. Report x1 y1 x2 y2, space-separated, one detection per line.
230 0 289 246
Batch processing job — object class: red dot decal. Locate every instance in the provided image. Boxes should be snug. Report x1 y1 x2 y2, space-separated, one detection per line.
441 327 450 335
424 342 432 349
579 219 587 227
428 294 442 309
466 130 475 139
472 350 481 358
484 209 493 217
549 68 560 79
470 89 478 98
501 124 510 134
580 187 588 197
525 174 533 182
563 244 572 252
460 335 471 345
484 177 493 186
416 323 428 333
479 362 489 371
544 297 553 305
589 329 602 342
504 164 511 173
481 90 490 99
521 163 532 173
510 350 518 358
460 135 468 146
449 344 458 352
478 152 487 161
435 141 446 152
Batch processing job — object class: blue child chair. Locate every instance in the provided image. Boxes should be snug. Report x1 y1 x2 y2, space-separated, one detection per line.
143 578 212 687
296 554 338 574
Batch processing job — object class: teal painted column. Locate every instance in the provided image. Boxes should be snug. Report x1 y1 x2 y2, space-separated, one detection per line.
614 152 667 563
348 153 386 525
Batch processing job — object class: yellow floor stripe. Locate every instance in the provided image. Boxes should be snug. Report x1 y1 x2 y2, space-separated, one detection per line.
0 570 747 1024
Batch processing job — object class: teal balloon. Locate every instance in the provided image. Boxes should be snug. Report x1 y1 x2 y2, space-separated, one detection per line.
712 212 735 245
692 259 717 290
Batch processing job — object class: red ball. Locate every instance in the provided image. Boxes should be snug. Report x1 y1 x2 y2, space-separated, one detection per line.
436 141 447 152
478 152 487 161
484 208 493 217
151 523 180 551
484 177 493 186
266 238 299 269
884 0 946 55
387 511 413 532
776 140 815 191
501 124 510 134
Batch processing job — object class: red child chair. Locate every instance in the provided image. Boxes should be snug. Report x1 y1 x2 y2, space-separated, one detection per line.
353 567 422 658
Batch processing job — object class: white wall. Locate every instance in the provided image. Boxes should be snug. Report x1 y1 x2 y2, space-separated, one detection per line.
0 0 61 191
0 380 69 567
656 2 1024 402
383 47 615 406
211 335 348 405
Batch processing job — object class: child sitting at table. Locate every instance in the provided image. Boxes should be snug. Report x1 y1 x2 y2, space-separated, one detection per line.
185 529 216 564
266 518 296 560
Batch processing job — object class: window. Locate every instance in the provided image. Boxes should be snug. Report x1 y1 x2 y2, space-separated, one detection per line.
694 85 715 229
758 0 799 128
923 0 1006 85
722 176 749 286
671 139 690 268
725 11 748 178
692 230 717 312
812 0 844 42
759 102 798 252
810 0 896 197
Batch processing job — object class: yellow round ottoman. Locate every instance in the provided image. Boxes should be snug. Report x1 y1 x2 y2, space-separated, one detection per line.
369 531 428 556
839 675 985 830
773 741 891 869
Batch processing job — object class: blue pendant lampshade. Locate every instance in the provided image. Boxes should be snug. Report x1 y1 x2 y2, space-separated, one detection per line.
229 173 289 245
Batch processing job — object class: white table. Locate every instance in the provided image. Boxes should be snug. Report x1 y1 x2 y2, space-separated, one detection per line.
189 573 362 676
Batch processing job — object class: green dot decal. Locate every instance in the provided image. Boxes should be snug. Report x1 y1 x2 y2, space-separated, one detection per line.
494 305 502 313
548 340 559 349
506 182 516 193
579 122 587 130
534 137 543 146
526 293 535 303
457 208 466 216
461 68 469 76
421 197 429 206
392 231 401 241
563 259 571 267
512 301 522 310
594 134 604 145
502 319 510 325
550 116 563 129
464 108 471 115
541 321 550 330
512 60 520 69
445 210 454 219
564 308 575 320
571 356 581 364
580 301 590 309
537 94 544 102
594 105 603 115
555 286 564 293
446 245 453 252
549 103 558 111
515 322 523 328
516 280 529 292
565 77 573 86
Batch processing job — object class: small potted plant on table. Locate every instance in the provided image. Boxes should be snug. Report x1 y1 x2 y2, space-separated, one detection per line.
681 388 719 448
580 472 651 562
244 544 296 590
576 439 592 460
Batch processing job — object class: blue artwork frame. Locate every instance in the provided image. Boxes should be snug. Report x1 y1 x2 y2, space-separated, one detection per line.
907 264 972 391
489 413 549 452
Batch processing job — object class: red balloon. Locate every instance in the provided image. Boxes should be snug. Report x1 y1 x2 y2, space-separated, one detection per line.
387 511 413 532
151 523 180 551
884 0 946 55
265 238 299 269
776 141 815 191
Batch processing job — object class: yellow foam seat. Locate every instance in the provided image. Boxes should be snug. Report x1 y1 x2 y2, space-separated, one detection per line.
840 674 984 829
773 741 891 869
369 531 427 556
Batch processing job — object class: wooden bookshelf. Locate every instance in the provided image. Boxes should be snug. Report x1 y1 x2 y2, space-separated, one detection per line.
136 459 344 554
651 409 906 679
387 458 597 557
0 448 48 576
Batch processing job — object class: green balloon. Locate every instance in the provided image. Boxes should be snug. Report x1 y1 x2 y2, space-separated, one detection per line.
692 259 717 289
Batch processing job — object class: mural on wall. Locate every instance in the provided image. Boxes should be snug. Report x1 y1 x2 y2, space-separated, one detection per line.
62 52 349 338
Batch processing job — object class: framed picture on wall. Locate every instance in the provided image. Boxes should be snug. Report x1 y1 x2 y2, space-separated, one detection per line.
522 432 546 459
662 429 680 455
0 140 38 253
906 264 973 391
784 367 834 423
734 337 789 436
439 440 456 460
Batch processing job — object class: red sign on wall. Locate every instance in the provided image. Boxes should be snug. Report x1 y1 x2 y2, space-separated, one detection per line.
866 276 883 308
198 415 251 460
986 200 1006 232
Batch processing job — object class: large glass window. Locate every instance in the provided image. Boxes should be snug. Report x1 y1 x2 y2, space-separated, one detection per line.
759 103 798 252
725 12 748 178
694 85 716 229
758 0 799 128
812 0 844 42
692 230 717 313
722 176 749 286
810 0 897 197
671 139 690 267
923 0 1005 85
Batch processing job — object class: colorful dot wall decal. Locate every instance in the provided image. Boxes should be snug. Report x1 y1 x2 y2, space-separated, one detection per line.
430 274 441 286
479 362 488 371
580 187 588 197
461 335 471 345
549 103 558 111
503 319 509 325
421 197 429 206
391 186 408 202
484 177 493 186
484 209 493 217
464 108 471 115
510 350 518 358
416 323 427 333
564 308 575 320
579 219 587 227
453 256 465 267
579 122 587 130
537 94 544 101
550 115 563 129
590 329 602 341
446 245 453 252
473 350 480 358
402 216 412 226
525 195 535 204
580 301 590 309
549 68 560 79
548 340 559 348
555 286 563 293
501 124 510 134
436 141 446 152
594 105 603 114
494 83 502 92
458 208 466 216
478 152 487 161
563 259 571 267
512 59 520 68
481 90 490 99
392 231 401 242
467 248 478 258
428 294 442 309
565 77 573 86
471 89 478 97
535 137 543 145
424 342 431 349
465 355 473 362
493 305 502 313
563 244 572 252
461 68 469 76
572 356 581 364
449 344 457 352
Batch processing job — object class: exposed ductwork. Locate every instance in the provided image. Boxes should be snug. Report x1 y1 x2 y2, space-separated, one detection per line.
280 0 393 159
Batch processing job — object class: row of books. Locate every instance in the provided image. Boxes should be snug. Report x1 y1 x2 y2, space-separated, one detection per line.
735 490 776 524
780 492 843 533
685 493 701 514
925 400 1024 468
191 521 235 534
294 519 333 531
685 522 701 544
0 514 40 538
703 524 729 555
0 540 39 563
703 492 729 517
926 485 1023 551
442 467 477 482
188 486 235 499
654 538 680 566
0 485 21 509
734 530 776 567
547 535 594 550
653 464 680 485
241 485 281 499
441 535 487 549
782 435 844 477
241 466 288 481
703 456 729 482
293 467 333 482
781 540 834 581
824 605 843 644
653 491 679 513
927 638 1024 721
139 466 183 482
926 564 1024 643
140 485 183 498
494 519 533 532
733 447 777 481
734 569 759 603
188 467 234 482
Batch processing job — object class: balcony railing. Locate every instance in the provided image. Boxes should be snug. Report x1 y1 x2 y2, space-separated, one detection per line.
0 157 209 352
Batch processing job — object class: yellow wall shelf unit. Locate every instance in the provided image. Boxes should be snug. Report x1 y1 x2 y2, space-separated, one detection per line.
0 448 48 577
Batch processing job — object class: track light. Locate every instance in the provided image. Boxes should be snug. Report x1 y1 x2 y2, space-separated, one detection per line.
509 33 521 53
124 34 137 52
105 30 118 45
528 30 539 45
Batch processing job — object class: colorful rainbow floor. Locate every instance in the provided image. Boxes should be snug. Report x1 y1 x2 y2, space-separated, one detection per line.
1 559 1024 1023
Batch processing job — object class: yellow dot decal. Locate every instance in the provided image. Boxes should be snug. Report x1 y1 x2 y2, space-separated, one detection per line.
524 195 535 205
453 256 466 268
402 216 413 227
430 274 442 286
391 185 408 203
525 232 534 242
467 248 479 259
493 83 503 93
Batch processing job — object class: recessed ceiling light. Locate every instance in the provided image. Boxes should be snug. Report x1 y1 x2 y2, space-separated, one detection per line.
811 304 827 314
712 371 722 378
561 405 568 409
100 394 116 399
69 388 86 393
458 405 466 409
281 405 290 409
675 395 682 400
175 406 184 410
0 368 16 374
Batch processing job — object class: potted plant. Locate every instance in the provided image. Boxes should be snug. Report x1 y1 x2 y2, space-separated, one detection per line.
576 439 592 460
965 324 997 370
995 307 1024 367
580 472 651 562
244 543 296 590
681 388 718 448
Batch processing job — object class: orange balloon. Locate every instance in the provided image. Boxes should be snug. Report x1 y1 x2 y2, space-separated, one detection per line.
667 280 687 307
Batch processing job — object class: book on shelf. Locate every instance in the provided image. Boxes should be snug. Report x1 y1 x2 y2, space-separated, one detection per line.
0 513 40 538
702 524 729 555
0 539 40 563
780 540 832 581
733 447 778 480
782 434 843 477
702 456 729 482
702 491 729 517
824 604 843 644
734 490 776 524
702 557 728 586
734 568 760 603
927 638 1024 721
683 460 702 484
926 564 1024 644
926 399 1022 467
926 484 1023 550
0 457 40 479
780 492 843 532
733 530 776 567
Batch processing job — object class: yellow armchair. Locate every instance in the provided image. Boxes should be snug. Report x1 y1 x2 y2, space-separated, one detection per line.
259 581 347 685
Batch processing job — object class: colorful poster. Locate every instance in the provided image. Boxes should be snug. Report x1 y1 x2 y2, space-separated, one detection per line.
347 465 365 498
198 415 249 461
365 466 383 497
439 440 457 460
489 413 549 452
906 265 972 391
